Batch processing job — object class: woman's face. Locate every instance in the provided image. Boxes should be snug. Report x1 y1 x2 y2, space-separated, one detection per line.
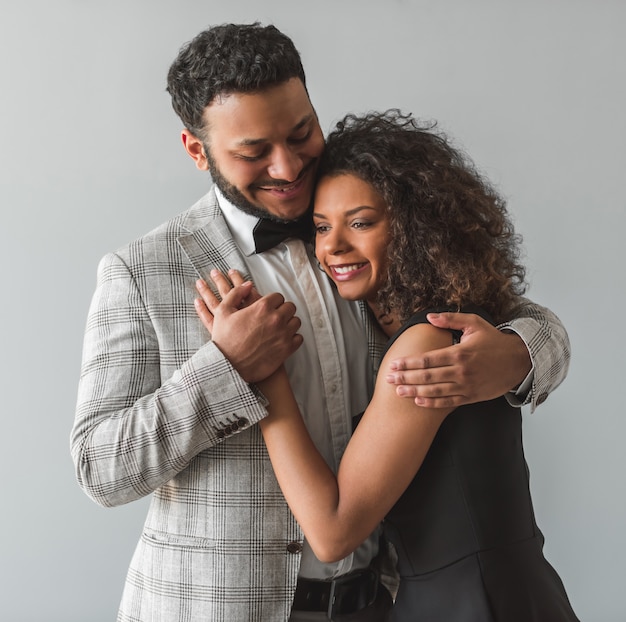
313 173 390 303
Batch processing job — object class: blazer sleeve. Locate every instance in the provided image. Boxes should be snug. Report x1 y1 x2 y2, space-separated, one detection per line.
498 297 571 413
70 252 268 508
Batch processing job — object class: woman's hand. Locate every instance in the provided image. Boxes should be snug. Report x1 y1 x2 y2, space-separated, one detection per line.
194 269 303 383
194 269 261 334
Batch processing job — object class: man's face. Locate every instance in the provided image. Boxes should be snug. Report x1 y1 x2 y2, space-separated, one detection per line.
198 78 325 222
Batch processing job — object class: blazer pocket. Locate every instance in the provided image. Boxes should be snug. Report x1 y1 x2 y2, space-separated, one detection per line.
142 527 218 550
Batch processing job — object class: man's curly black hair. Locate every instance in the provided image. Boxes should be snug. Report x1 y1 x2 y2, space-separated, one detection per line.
316 110 527 324
167 23 306 140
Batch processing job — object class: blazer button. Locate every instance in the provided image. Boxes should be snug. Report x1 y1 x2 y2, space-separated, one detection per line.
286 541 303 554
216 430 225 439
223 425 233 435
237 418 249 428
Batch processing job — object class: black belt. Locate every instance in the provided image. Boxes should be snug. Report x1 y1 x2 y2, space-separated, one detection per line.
292 568 379 617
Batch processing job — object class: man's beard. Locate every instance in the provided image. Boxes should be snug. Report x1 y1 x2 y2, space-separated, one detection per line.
204 143 312 223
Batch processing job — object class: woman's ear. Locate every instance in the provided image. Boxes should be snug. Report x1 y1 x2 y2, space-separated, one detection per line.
181 129 209 171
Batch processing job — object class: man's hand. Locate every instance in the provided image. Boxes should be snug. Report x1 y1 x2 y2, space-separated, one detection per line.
195 269 303 383
385 312 532 409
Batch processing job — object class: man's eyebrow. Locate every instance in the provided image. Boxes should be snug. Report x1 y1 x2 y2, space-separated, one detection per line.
236 137 266 147
292 114 314 132
235 114 314 147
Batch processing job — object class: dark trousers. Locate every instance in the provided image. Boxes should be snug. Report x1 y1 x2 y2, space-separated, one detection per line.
289 583 393 622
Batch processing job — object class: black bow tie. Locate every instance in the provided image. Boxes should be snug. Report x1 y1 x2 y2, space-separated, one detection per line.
252 215 313 254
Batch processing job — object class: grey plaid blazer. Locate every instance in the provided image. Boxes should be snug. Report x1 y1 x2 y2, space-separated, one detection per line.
71 188 570 621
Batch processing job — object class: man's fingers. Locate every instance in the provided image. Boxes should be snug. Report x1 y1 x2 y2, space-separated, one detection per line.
226 269 262 306
388 352 456 376
389 337 470 374
194 281 251 333
393 380 471 408
285 313 302 336
392 381 460 399
385 355 476 405
221 282 254 311
196 278 254 315
387 313 528 408
264 291 287 310
413 395 465 409
290 332 304 352
386 368 438 387
427 311 484 333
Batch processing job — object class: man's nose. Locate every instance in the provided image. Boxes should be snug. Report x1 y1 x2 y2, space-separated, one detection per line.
267 146 303 182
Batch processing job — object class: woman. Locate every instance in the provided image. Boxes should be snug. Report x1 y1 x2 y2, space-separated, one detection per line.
196 110 579 621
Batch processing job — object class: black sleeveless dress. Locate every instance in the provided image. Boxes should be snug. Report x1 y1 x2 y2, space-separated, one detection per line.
381 310 580 621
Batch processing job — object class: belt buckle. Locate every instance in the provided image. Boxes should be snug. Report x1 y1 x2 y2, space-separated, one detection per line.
327 569 378 618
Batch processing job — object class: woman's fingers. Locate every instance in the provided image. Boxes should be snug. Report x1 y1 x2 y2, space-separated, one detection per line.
195 277 254 334
194 295 215 333
227 269 246 287
196 277 221 312
219 269 262 306
209 269 235 299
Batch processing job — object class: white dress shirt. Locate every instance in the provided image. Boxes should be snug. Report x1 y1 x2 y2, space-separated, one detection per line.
217 189 379 580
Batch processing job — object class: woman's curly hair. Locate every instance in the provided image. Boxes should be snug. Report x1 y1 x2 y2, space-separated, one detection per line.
316 110 527 324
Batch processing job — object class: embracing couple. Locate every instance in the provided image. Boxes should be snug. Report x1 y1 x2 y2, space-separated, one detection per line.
71 23 578 622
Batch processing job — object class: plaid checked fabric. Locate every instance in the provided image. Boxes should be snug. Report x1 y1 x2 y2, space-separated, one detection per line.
499 298 571 412
72 190 302 621
71 187 570 621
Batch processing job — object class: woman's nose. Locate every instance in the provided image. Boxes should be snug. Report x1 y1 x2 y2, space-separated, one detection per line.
321 227 349 256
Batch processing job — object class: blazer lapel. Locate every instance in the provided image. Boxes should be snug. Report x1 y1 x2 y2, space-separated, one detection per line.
358 300 388 374
177 190 253 291
179 190 389 372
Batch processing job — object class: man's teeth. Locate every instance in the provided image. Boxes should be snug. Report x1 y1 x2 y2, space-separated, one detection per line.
264 181 297 192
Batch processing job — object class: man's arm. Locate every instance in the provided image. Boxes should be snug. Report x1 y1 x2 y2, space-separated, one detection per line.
385 298 570 412
70 253 296 508
497 297 571 411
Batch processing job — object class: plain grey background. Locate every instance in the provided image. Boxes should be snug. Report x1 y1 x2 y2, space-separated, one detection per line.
1 1 623 620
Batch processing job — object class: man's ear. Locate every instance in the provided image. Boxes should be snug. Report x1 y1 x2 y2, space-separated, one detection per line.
181 129 210 171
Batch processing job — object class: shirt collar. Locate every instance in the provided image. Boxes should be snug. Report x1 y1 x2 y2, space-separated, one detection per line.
215 187 259 257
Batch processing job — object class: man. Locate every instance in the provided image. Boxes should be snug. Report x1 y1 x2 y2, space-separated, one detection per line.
71 23 570 621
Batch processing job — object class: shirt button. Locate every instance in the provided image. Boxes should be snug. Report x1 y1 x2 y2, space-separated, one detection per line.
286 541 303 554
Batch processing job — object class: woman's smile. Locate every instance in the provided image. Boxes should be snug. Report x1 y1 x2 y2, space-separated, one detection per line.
328 262 370 280
313 174 390 303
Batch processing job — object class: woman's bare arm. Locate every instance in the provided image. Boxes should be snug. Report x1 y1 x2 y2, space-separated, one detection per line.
258 322 454 562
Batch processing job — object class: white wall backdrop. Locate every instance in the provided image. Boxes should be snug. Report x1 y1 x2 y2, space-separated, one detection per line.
1 1 623 620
